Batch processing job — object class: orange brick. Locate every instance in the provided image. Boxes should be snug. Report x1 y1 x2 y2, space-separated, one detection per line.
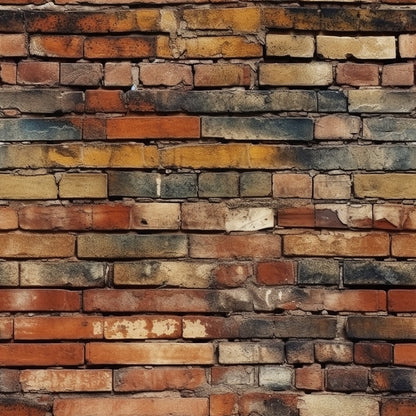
392 234 416 257
92 204 130 230
388 290 416 312
323 290 386 312
30 35 84 58
107 116 200 139
257 261 296 285
0 34 27 57
0 207 18 229
194 64 251 87
273 173 312 198
15 316 102 339
394 344 416 366
210 393 238 416
295 365 324 391
85 90 126 113
0 317 13 339
0 62 16 84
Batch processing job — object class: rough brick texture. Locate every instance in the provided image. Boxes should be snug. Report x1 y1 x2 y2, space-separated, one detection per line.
0 1 414 415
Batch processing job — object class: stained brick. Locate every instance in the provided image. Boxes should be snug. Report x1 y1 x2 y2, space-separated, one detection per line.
30 35 84 58
160 173 198 198
274 316 337 339
85 90 125 113
315 115 360 140
104 62 132 86
314 174 351 199
298 259 339 285
349 90 416 113
399 34 416 58
382 63 414 86
61 63 102 86
219 341 284 364
371 367 416 392
382 398 416 416
0 318 13 339
0 369 20 392
140 63 192 87
266 34 314 57
286 341 314 364
240 172 272 197
239 392 298 416
108 172 159 198
327 366 368 391
354 342 393 365
273 173 312 198
295 365 324 391
199 172 239 198
17 61 59 86
210 393 238 416
364 117 416 141
183 316 239 339
214 263 252 288
392 234 416 257
194 64 251 87
259 366 293 390
315 342 353 363
318 90 348 112
0 262 18 286
211 366 255 386
0 399 47 416
182 202 227 231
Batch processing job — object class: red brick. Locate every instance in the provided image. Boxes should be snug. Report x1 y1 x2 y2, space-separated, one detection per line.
0 34 27 57
20 369 111 392
190 234 281 259
336 63 379 86
107 116 200 139
0 399 46 416
0 289 80 312
0 206 18 229
295 365 324 391
15 316 102 340
17 61 59 86
257 261 296 285
392 234 416 257
394 344 416 366
0 343 84 366
278 205 315 227
19 205 92 230
54 398 209 416
92 204 130 230
86 342 214 365
382 398 416 416
0 317 13 339
30 35 84 58
388 290 416 312
382 63 414 86
273 173 312 198
194 64 251 87
114 367 206 392
0 62 16 84
354 342 393 365
140 63 192 87
183 316 239 339
210 393 238 416
85 90 126 113
214 263 252 287
323 290 386 312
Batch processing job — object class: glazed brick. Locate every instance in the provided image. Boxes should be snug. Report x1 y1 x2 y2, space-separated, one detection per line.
160 174 198 198
394 344 416 366
61 63 103 86
363 117 416 141
274 316 337 338
286 340 314 364
211 366 255 385
199 172 239 198
140 63 192 87
194 64 251 88
313 174 351 199
315 342 353 363
317 35 395 59
239 392 298 416
20 369 111 392
104 62 132 86
0 262 18 286
347 316 416 340
190 234 281 259
0 317 13 339
17 61 59 86
327 366 368 391
354 342 393 365
104 316 181 339
349 90 416 113
371 367 416 392
382 63 414 86
382 398 416 416
389 290 416 312
114 367 206 392
176 36 262 59
298 259 339 285
336 63 379 86
126 89 317 113
240 172 272 197
259 63 333 86
355 173 416 199
0 173 57 199
295 365 324 391
0 34 27 57
30 35 84 58
344 261 416 286
114 261 212 287
314 115 360 140
257 261 296 285
259 366 293 390
130 203 180 230
54 398 208 416
183 316 239 339
0 233 75 258
20 261 106 287
219 341 284 364
107 116 200 139
0 343 84 366
284 231 389 257
86 342 214 365
202 116 313 141
85 90 125 113
108 172 158 197
266 34 314 57
0 369 20 392
59 173 107 199
78 233 187 259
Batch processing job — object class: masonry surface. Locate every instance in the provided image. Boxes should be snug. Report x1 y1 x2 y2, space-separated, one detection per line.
0 0 416 415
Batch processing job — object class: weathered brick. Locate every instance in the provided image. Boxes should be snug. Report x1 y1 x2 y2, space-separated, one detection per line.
0 317 13 339
199 172 239 197
0 369 20 392
182 202 227 230
114 261 212 287
211 366 255 386
114 367 206 392
240 172 272 197
104 62 132 86
364 117 416 141
382 398 416 416
273 173 312 198
382 63 414 86
214 263 252 288
108 171 158 197
130 203 180 230
349 90 416 113
315 115 360 140
61 63 102 86
140 63 192 87
17 61 59 86
219 341 284 364
20 369 111 392
278 205 315 228
225 207 274 232
210 393 238 416
194 64 251 87
354 342 393 365
327 366 368 391
0 34 27 57
315 342 353 363
104 316 181 339
0 62 16 84
371 367 416 392
86 342 214 365
30 35 84 58
54 398 208 416
266 34 314 57
260 63 333 86
356 173 416 199
295 365 324 391
0 398 47 416
183 316 239 339
0 10 24 32
274 316 337 338
0 262 18 286
259 366 293 390
336 63 379 86
392 234 416 257
399 34 416 58
318 90 348 112
298 259 339 285
298 394 379 416
78 233 187 259
347 316 416 340
314 174 351 199
20 261 106 287
161 173 198 198
257 261 296 285
323 289 386 312
389 290 416 312
85 90 125 113
284 231 389 257
202 116 313 141
286 340 314 364
344 260 416 286
375 203 405 228
239 392 298 416
0 343 84 366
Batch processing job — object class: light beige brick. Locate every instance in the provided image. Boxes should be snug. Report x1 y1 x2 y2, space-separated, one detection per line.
219 341 284 364
0 175 57 200
314 175 351 199
266 34 314 57
59 174 107 199
130 203 180 230
399 34 416 58
354 174 416 199
225 207 274 232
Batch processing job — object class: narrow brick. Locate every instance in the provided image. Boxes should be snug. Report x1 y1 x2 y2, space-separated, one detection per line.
0 34 27 57
211 393 238 416
61 63 102 86
260 63 333 86
17 61 59 86
194 64 251 87
399 34 416 58
199 172 239 198
0 369 20 392
86 342 214 365
140 63 192 87
349 90 416 113
0 317 13 339
219 341 284 364
30 35 84 58
0 62 16 84
59 173 107 199
392 234 416 257
323 290 386 312
336 63 379 86
355 342 393 365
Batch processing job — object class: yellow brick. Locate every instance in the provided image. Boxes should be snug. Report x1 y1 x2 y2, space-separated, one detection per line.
47 144 82 168
59 173 107 199
183 8 261 33
266 34 315 57
160 9 179 33
144 145 159 168
0 175 57 199
354 174 416 199
132 10 161 31
156 35 172 59
82 144 146 168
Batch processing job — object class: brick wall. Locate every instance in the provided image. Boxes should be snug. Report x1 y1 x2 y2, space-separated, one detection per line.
0 0 416 415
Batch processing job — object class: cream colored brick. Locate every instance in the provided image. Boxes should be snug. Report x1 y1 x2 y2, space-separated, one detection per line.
219 342 284 364
0 175 57 200
399 34 416 58
259 63 333 86
59 173 107 199
317 36 396 59
266 34 314 58
314 175 351 199
225 207 274 232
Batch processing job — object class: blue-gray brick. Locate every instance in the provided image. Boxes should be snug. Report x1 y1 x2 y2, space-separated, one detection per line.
108 172 159 198
298 259 339 285
199 172 239 198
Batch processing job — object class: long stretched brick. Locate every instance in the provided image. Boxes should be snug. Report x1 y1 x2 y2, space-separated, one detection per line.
0 175 57 199
347 316 416 339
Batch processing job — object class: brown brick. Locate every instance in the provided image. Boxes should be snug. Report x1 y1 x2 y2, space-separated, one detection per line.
0 399 47 416
17 61 59 86
211 393 238 416
382 398 416 416
61 62 102 86
371 367 416 392
315 115 360 140
354 342 393 365
315 342 353 363
374 204 404 230
336 63 379 86
326 366 368 391
182 202 226 230
257 261 296 285
273 173 312 198
0 34 27 57
295 365 324 391
0 369 20 392
0 207 18 229
214 263 252 288
140 63 192 87
194 64 251 87
30 35 84 58
382 63 414 86
392 234 416 257
104 62 132 86
286 340 314 364
278 205 315 228
0 62 16 84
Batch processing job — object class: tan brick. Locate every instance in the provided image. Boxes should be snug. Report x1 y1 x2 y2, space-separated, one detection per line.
392 234 416 257
59 173 107 198
0 62 16 84
194 64 251 87
284 231 389 257
399 34 416 58
354 174 416 199
273 173 312 198
0 175 57 199
219 341 284 364
104 62 132 86
260 63 333 86
314 115 360 140
314 174 351 199
317 36 396 59
382 63 414 87
140 63 192 87
182 202 227 230
130 203 180 230
0 34 27 57
266 34 314 57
